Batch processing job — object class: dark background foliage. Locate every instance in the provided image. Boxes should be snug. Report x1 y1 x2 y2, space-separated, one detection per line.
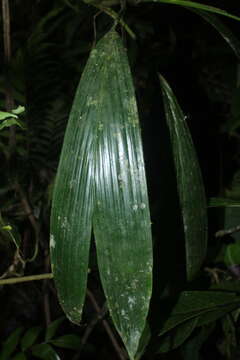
1 0 240 359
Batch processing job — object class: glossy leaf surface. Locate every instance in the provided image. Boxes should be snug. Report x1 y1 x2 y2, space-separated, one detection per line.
50 23 97 321
51 30 152 359
91 30 152 360
159 74 207 281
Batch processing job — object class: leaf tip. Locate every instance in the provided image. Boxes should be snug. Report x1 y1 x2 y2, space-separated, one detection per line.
65 308 82 325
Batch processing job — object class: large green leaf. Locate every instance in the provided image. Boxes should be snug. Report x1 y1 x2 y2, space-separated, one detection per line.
51 29 152 360
141 0 240 22
92 30 152 360
50 27 96 321
159 74 207 281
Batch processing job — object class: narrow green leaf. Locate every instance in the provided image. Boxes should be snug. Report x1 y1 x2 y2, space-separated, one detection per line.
159 291 240 336
20 326 42 352
188 9 240 60
45 317 65 342
159 311 200 335
0 111 18 120
141 0 240 22
196 303 240 326
0 118 24 131
0 327 24 360
158 317 198 353
31 344 60 360
50 28 96 321
170 291 239 315
92 31 152 360
50 334 81 350
159 74 207 281
11 106 25 115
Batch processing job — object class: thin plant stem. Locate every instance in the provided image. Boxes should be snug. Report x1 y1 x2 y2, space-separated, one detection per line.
43 250 51 326
2 0 16 153
14 182 39 262
2 0 11 62
215 225 240 238
96 6 136 40
0 273 53 285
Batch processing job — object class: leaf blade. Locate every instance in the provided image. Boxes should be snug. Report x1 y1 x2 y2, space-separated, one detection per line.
45 317 65 342
31 344 60 360
50 334 81 350
20 326 42 351
159 74 207 281
0 327 24 360
157 317 198 353
159 291 240 336
92 31 153 360
50 34 100 322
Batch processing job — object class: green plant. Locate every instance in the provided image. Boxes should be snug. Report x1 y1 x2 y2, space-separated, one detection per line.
50 29 153 359
1 0 240 359
0 317 82 360
0 106 25 130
